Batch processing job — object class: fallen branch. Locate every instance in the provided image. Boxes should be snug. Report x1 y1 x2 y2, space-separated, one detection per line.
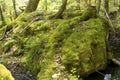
104 8 115 32
107 52 120 66
112 58 120 66
19 17 42 33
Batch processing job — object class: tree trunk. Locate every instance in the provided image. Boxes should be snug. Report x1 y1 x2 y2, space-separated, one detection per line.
25 0 40 12
0 5 5 26
84 0 88 6
76 0 81 10
12 0 18 19
104 0 109 13
44 0 47 12
95 0 97 4
113 0 116 6
97 0 101 14
89 0 91 5
53 0 67 19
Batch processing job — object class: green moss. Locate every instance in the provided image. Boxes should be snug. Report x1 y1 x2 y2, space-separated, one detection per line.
0 64 14 80
0 7 110 80
63 6 97 20
44 13 56 19
21 20 55 75
30 20 52 35
22 36 47 75
37 18 109 80
80 6 97 20
62 10 83 19
4 11 40 34
62 18 108 77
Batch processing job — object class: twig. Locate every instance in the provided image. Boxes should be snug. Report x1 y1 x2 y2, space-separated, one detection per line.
96 70 105 76
19 20 33 33
104 8 115 32
19 17 42 33
0 24 18 41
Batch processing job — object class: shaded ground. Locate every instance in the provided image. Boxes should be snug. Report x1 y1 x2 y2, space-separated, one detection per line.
5 56 36 80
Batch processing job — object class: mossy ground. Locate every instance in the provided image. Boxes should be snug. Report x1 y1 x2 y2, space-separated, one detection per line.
0 7 110 80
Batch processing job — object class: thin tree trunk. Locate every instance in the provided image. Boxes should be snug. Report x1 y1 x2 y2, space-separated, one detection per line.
12 0 18 19
95 0 97 4
104 0 109 13
118 5 120 12
0 5 5 26
53 0 67 19
44 0 47 12
118 0 120 5
25 0 40 12
97 0 101 14
76 0 80 10
114 0 116 6
89 0 91 5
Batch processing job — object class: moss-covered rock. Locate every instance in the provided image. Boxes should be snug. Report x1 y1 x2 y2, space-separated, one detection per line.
0 6 110 80
36 18 109 80
62 18 108 77
64 6 97 21
0 64 14 80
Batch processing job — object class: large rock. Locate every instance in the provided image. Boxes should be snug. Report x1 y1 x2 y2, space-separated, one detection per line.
62 18 108 77
36 17 109 80
0 6 109 80
0 64 14 80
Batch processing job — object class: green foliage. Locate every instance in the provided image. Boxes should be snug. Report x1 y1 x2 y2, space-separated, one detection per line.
22 37 44 75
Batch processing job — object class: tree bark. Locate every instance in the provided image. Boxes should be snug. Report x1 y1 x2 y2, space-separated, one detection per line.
12 0 18 19
25 0 40 12
53 0 67 19
0 5 5 26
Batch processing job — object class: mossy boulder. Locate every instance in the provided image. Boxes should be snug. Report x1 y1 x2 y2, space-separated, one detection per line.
0 6 110 80
37 18 109 80
62 18 108 77
0 64 14 80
